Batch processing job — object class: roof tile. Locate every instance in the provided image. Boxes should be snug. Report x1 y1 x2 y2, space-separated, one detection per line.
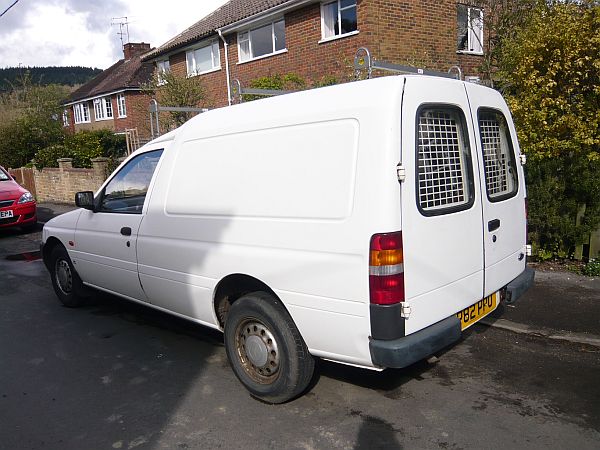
68 53 154 102
143 0 295 60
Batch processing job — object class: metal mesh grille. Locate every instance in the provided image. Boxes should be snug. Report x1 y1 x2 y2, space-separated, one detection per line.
479 112 517 199
417 109 470 212
0 200 15 208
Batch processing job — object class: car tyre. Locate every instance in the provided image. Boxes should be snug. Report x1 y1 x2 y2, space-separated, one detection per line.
224 292 315 404
49 245 87 308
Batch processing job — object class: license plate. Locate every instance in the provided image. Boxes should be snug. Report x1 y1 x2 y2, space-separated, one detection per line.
0 210 14 219
456 292 498 330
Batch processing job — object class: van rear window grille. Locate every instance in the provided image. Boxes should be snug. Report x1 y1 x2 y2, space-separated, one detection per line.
479 111 518 200
417 109 470 212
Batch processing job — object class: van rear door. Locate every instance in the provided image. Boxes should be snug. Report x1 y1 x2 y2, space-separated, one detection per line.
400 77 485 335
463 83 527 297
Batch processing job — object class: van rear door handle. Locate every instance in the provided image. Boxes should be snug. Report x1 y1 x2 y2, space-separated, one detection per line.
488 219 500 232
120 227 132 236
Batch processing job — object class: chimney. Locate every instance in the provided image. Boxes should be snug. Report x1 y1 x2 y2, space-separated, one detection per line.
123 42 151 60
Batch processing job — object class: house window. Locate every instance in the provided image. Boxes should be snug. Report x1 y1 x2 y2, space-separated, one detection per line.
62 109 70 127
94 96 113 121
186 41 220 76
157 59 170 85
321 0 357 40
117 93 127 118
73 102 90 124
238 19 286 62
457 5 483 54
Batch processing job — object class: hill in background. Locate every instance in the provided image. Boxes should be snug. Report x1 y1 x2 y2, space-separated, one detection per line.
0 66 102 92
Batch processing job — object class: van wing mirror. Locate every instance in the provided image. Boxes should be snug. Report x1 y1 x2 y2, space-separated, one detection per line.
75 191 95 211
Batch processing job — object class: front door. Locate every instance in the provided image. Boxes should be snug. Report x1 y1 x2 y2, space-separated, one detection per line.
464 83 527 296
71 149 163 301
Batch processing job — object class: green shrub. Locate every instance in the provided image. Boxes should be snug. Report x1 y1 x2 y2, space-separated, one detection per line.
33 130 127 169
34 144 72 169
67 131 103 168
582 259 600 277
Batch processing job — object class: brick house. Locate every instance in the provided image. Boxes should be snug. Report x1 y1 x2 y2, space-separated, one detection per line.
63 43 155 140
143 0 486 108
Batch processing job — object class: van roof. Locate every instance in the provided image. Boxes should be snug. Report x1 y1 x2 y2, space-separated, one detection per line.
143 75 492 150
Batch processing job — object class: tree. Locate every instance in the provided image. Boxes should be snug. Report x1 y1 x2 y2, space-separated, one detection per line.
496 1 600 256
0 73 68 168
145 70 208 132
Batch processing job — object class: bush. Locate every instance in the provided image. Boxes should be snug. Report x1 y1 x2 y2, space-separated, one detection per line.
582 259 600 277
34 144 72 169
34 130 127 169
526 156 600 257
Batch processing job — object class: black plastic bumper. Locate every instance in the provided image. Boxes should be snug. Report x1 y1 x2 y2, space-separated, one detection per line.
505 266 535 304
369 266 536 368
369 315 461 368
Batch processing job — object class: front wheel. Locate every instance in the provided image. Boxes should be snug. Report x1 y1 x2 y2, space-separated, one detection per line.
49 245 87 308
224 292 315 403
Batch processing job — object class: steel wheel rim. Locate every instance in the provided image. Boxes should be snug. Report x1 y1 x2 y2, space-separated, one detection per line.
235 318 280 384
55 259 73 295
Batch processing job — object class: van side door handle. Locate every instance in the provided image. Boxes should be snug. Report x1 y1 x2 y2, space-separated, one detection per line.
120 227 132 236
488 219 500 232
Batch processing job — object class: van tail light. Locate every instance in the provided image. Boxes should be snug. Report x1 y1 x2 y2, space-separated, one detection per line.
369 231 405 305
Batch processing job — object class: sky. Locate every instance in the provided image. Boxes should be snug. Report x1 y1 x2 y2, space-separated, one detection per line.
0 0 229 69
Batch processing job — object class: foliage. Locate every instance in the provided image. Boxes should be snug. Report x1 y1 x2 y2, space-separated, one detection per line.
582 259 600 277
475 0 539 86
312 75 339 88
493 1 600 257
498 1 600 161
34 145 72 169
0 66 101 93
0 74 68 168
146 70 207 130
526 156 600 256
33 130 126 169
243 73 306 101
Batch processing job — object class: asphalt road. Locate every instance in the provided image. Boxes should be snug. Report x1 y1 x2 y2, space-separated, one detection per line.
1 227 599 449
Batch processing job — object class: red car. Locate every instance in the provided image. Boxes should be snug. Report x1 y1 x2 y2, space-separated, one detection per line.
0 166 37 230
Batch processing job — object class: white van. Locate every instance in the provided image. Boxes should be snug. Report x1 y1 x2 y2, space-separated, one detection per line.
42 75 534 403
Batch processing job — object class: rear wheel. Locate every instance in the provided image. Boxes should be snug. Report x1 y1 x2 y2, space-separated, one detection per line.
224 292 315 403
49 245 86 308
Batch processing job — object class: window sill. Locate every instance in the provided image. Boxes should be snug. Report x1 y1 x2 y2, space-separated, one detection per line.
456 50 484 56
187 67 221 78
237 48 288 65
94 117 114 122
318 30 359 44
74 121 91 125
118 115 127 119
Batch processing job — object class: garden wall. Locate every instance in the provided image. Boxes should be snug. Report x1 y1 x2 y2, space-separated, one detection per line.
10 158 110 204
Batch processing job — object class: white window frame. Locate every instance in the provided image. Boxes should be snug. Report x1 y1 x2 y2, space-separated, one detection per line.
457 5 484 55
320 0 358 42
186 41 221 77
237 19 287 63
73 102 90 124
62 109 70 127
156 59 170 85
93 96 113 121
117 93 127 118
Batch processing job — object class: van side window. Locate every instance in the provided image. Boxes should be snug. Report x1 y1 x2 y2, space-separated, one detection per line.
416 107 474 215
478 109 519 201
99 149 163 214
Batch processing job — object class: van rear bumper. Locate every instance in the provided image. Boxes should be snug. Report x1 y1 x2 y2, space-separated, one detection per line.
369 316 461 369
505 266 535 304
